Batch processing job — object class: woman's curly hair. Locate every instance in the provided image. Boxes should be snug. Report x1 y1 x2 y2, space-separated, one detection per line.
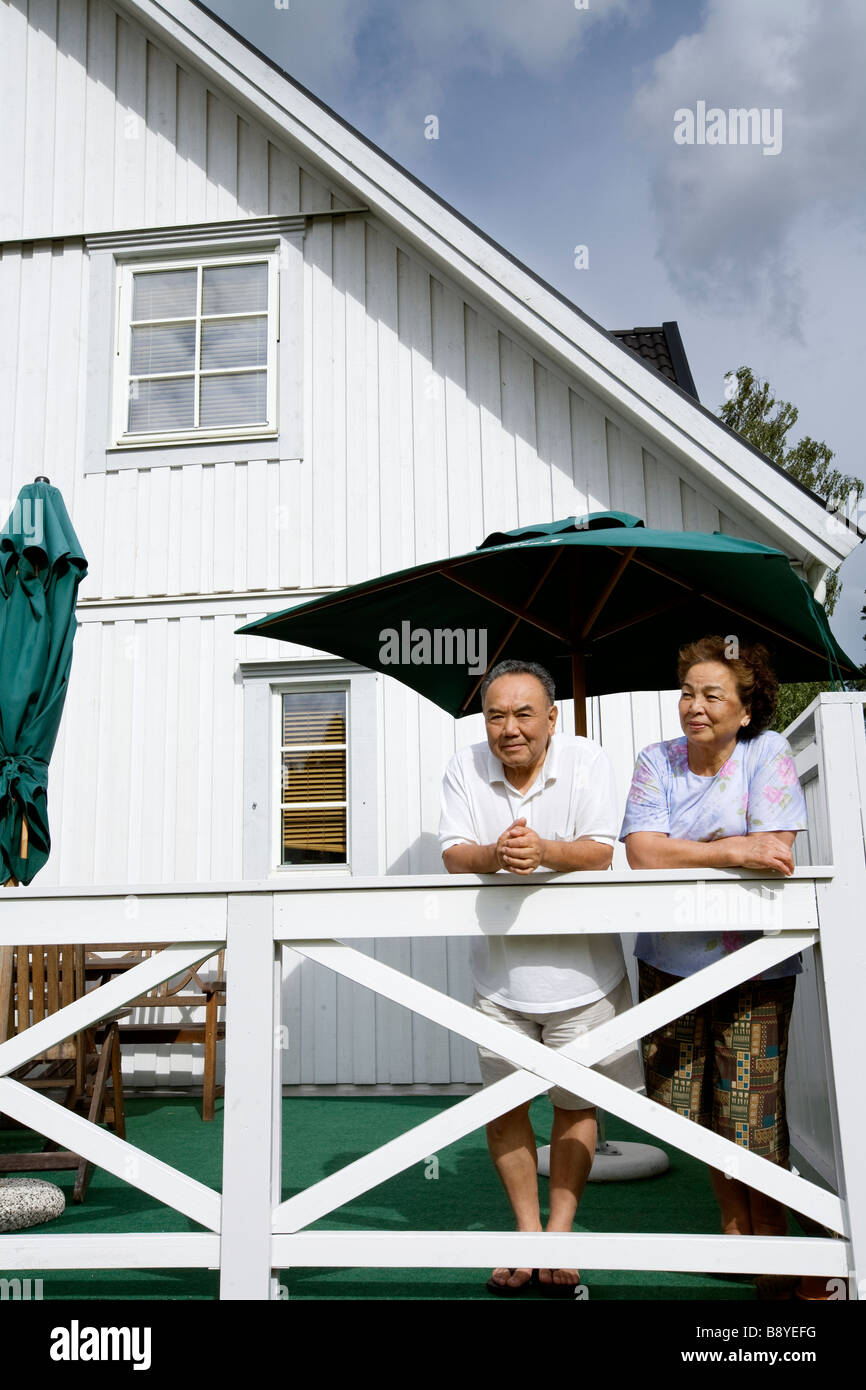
676 635 778 740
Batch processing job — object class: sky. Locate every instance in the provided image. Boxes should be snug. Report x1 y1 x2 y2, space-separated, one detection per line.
203 0 866 659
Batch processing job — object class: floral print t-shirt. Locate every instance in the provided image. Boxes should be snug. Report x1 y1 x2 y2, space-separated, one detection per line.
619 729 808 979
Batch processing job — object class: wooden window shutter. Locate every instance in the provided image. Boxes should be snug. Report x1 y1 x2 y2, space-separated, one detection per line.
280 691 348 865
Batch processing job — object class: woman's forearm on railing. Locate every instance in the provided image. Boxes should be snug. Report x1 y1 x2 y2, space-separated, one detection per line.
624 831 796 875
624 832 737 869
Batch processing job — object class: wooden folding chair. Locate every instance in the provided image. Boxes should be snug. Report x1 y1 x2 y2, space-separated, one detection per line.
85 947 226 1120
0 944 126 1202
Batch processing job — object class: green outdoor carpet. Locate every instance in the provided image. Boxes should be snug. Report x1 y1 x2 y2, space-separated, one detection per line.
0 1094 808 1300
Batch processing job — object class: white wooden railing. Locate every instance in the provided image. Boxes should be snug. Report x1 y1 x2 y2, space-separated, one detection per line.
1 694 864 1299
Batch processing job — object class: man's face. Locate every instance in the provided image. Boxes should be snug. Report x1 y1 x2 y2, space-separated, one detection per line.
482 673 557 772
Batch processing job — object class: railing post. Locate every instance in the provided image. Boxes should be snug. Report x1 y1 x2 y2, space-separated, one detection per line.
220 893 280 1299
813 697 866 1297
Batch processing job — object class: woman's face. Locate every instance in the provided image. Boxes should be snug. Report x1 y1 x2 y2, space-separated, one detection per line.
678 660 750 750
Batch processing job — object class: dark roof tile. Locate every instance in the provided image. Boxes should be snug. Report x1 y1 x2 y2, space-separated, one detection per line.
612 322 699 401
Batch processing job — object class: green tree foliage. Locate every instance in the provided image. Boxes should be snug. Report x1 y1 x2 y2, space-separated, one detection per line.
773 682 833 735
719 367 865 730
720 367 862 617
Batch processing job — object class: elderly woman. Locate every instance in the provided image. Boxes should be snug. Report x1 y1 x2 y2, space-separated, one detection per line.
619 635 810 1285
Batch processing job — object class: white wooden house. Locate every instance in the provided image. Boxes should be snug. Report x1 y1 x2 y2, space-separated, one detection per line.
1 0 861 1142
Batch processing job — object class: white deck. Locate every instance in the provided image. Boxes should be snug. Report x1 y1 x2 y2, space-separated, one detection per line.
1 694 864 1300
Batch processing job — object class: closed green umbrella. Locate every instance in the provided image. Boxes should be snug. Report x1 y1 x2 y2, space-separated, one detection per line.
0 479 87 886
238 512 860 729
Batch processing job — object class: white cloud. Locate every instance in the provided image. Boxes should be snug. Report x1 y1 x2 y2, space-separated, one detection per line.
221 0 645 164
395 0 640 78
244 0 641 97
631 0 866 336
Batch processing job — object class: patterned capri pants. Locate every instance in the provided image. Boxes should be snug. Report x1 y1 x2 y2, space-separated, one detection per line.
637 961 797 1166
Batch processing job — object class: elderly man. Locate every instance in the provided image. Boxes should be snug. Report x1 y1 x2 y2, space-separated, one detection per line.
439 659 641 1296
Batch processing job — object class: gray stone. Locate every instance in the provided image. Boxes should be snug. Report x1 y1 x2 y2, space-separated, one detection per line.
0 1177 66 1232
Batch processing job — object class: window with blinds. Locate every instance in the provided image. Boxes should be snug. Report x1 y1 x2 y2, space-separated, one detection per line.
116 254 278 443
280 690 348 866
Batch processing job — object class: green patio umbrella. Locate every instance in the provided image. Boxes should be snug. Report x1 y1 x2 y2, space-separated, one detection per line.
238 512 859 733
240 512 860 1186
0 479 88 886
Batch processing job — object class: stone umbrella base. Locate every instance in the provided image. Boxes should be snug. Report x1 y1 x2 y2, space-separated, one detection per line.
0 1177 66 1233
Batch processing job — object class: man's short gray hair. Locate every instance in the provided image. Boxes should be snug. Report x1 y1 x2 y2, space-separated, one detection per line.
479 660 555 708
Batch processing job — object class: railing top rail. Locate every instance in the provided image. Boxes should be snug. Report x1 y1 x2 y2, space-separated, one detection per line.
784 689 866 748
0 867 836 901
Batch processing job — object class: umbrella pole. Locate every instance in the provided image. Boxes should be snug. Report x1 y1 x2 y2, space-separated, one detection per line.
559 652 671 1182
0 815 24 1039
2 812 27 889
572 652 587 737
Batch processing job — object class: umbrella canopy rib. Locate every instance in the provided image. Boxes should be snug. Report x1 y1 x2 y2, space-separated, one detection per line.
593 594 696 643
607 547 846 667
455 551 568 713
442 552 569 646
579 547 636 640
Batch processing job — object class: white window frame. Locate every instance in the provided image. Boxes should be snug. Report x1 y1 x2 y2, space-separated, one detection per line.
83 217 305 471
113 251 280 449
241 662 380 879
273 680 350 873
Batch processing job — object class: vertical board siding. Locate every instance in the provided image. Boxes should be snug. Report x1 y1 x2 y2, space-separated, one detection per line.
503 338 545 525
145 39 178 228
22 0 58 237
205 90 237 222
395 251 419 568
437 287 478 559
54 1 89 231
0 0 29 243
643 449 682 529
75 460 310 601
570 389 609 514
47 613 246 889
468 308 514 538
367 225 402 575
1 240 86 505
235 116 269 216
342 217 372 583
0 247 22 503
114 14 148 229
536 364 572 520
175 63 208 224
680 478 720 532
405 258 443 566
1 0 332 240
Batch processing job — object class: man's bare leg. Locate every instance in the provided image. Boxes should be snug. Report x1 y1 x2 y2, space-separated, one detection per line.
486 1100 542 1289
538 1105 596 1288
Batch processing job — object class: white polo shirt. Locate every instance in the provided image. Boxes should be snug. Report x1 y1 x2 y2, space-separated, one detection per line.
438 734 626 1012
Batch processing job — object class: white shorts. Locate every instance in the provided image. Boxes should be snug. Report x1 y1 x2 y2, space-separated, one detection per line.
474 975 646 1110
